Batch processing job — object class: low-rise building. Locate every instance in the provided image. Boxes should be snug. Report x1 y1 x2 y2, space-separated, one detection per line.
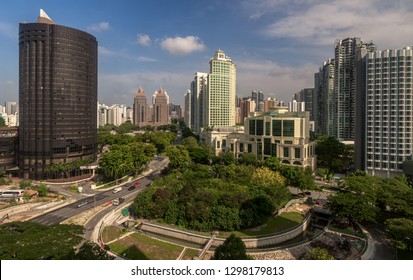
201 108 317 170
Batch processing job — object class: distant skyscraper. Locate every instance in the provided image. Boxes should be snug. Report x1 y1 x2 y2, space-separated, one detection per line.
190 72 208 133
18 10 97 179
334 37 375 140
314 59 335 135
152 88 169 126
239 98 256 125
361 47 413 177
133 87 149 127
4 102 18 115
206 50 236 128
184 90 191 127
251 91 264 111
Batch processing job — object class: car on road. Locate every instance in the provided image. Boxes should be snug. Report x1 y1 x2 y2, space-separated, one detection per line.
133 181 141 186
77 201 88 208
128 185 136 191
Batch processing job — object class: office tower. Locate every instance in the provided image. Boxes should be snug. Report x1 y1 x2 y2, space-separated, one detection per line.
362 47 413 177
206 50 236 128
314 59 335 135
19 10 97 179
239 97 256 125
288 99 305 112
190 72 208 133
251 91 264 111
152 88 169 126
133 87 149 127
334 37 375 140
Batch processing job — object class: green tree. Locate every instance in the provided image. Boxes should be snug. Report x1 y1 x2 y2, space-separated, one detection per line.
99 149 134 179
0 116 5 127
315 136 348 177
0 222 84 259
68 242 115 260
238 152 258 166
212 234 252 260
328 175 381 222
165 145 190 170
35 183 48 197
303 247 334 260
385 218 413 245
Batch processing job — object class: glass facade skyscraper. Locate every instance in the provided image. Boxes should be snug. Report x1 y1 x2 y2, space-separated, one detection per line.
18 11 98 179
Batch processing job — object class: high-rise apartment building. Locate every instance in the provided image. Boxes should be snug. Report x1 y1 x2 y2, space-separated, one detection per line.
362 47 413 177
184 90 191 127
190 72 208 133
206 50 236 128
334 37 375 141
18 10 97 179
133 87 149 127
4 102 18 115
314 59 335 135
239 97 256 125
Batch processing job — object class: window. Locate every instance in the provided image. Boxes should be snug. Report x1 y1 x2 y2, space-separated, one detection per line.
249 119 255 135
272 120 282 136
256 119 264 136
264 138 271 155
295 148 301 158
284 147 289 157
283 120 294 137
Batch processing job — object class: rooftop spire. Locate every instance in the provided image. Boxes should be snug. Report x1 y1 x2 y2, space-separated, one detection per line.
38 9 56 24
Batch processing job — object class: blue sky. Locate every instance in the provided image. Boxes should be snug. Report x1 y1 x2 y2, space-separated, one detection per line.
1 0 413 107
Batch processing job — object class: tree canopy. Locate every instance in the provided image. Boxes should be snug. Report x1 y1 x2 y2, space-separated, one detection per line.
0 222 113 260
212 234 252 260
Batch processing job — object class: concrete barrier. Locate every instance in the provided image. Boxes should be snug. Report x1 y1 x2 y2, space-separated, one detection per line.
140 213 312 249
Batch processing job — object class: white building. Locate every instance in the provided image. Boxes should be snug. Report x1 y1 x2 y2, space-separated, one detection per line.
206 50 236 128
364 47 413 177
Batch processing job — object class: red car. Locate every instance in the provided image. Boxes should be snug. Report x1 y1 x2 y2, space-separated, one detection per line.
133 181 140 186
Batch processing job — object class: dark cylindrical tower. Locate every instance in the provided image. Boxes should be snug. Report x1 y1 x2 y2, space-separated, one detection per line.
18 11 98 179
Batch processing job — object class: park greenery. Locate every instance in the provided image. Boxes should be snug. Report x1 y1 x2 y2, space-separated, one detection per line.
97 127 176 179
0 116 5 127
212 234 252 260
0 222 113 260
315 135 353 179
303 247 335 260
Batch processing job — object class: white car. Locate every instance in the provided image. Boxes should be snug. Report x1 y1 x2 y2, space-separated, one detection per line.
77 201 88 208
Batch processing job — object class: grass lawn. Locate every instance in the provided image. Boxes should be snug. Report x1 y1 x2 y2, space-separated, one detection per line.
109 233 184 260
220 212 304 238
102 226 126 243
181 248 200 260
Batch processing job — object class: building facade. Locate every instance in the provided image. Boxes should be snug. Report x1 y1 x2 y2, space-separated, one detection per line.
206 50 236 128
152 88 169 126
133 87 149 127
18 10 97 179
190 72 208 133
314 58 335 135
334 37 375 141
202 108 316 170
0 127 18 171
364 48 413 177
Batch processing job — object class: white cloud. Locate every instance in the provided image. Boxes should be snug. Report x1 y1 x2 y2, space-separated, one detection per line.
138 34 151 46
160 36 206 55
244 0 413 49
98 46 119 57
88 22 110 32
237 59 318 101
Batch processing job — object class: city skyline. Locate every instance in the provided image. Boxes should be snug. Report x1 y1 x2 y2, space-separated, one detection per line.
1 1 413 107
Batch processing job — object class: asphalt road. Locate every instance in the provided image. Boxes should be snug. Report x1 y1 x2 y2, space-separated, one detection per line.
30 178 151 226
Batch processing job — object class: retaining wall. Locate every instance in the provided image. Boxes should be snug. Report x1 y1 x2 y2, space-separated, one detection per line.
140 213 312 249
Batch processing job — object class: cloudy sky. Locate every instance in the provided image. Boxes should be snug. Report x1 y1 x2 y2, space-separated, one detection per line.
1 0 413 107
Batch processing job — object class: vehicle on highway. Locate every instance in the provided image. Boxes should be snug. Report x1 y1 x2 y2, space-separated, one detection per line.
112 197 125 206
128 185 136 191
112 186 122 194
133 181 141 186
77 201 88 208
